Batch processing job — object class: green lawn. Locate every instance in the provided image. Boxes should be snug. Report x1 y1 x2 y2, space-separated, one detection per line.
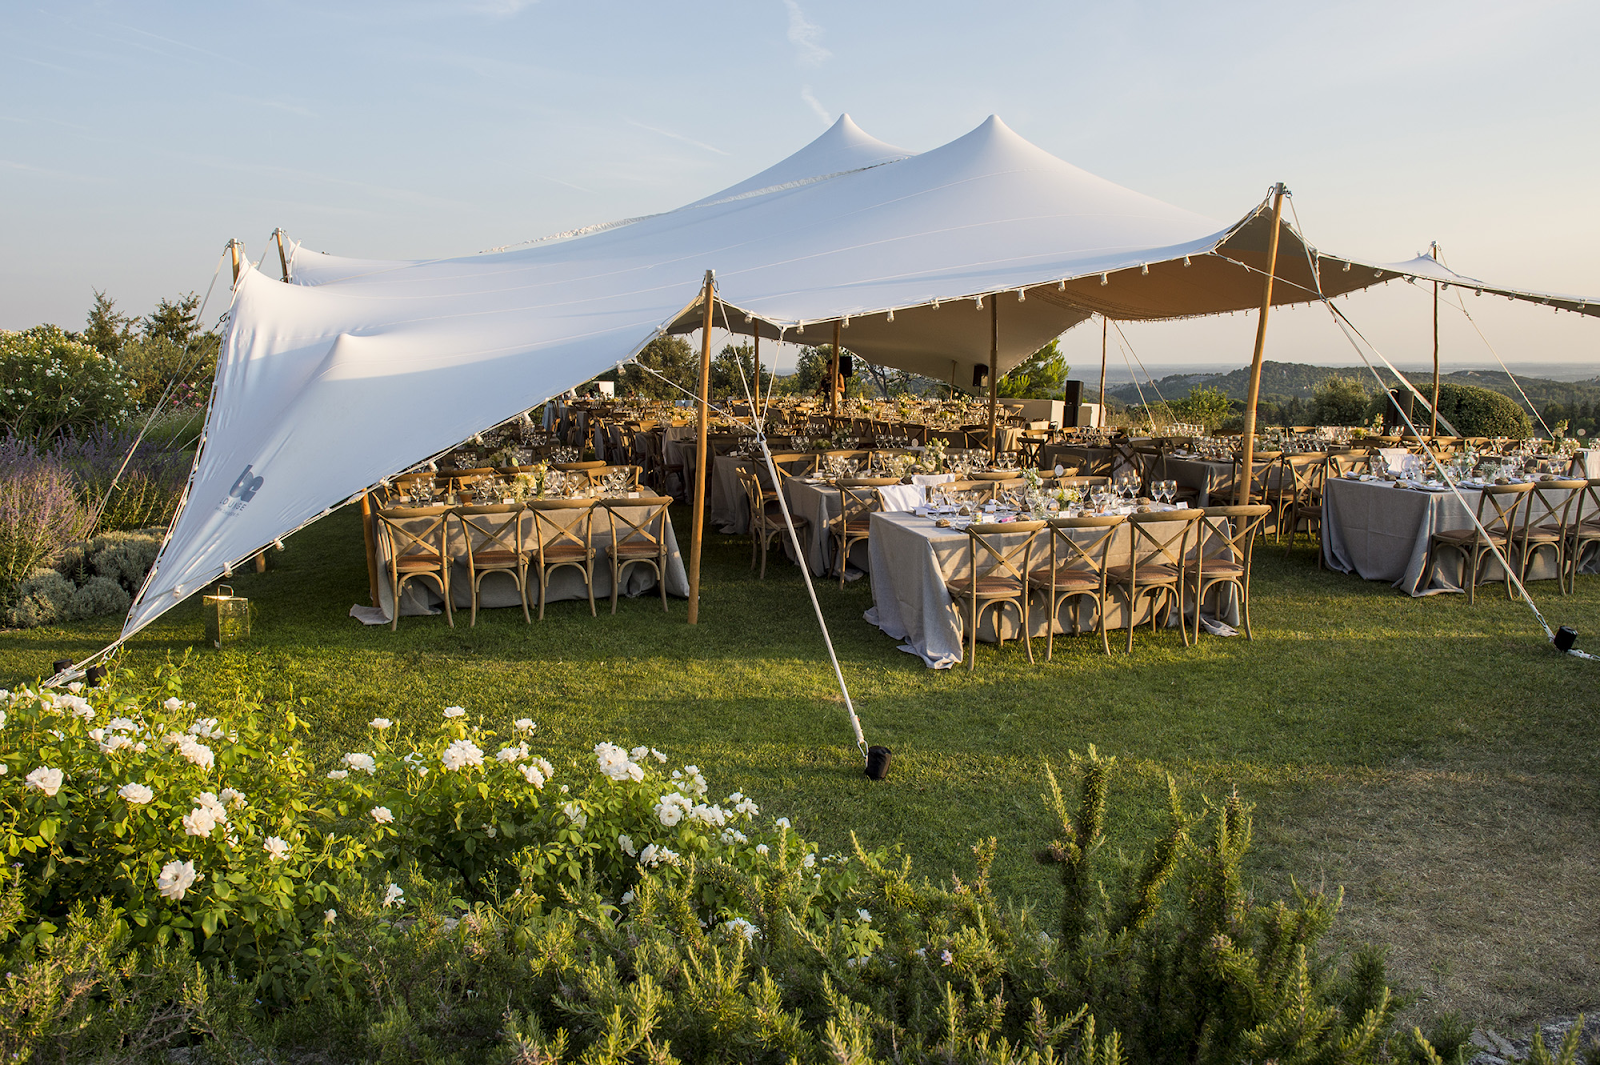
2 505 1597 1028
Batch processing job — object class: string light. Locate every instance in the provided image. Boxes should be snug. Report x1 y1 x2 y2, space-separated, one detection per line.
885 308 894 322
1342 261 1352 272
1182 256 1191 267
1140 264 1149 275
743 314 753 323
1016 288 1025 301
796 323 804 334
932 299 940 309
1099 273 1108 286
841 316 850 328
1057 279 1066 290
974 295 983 309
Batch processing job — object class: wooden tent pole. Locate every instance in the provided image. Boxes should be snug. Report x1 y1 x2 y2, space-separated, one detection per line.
1098 316 1108 427
1235 184 1287 506
988 298 999 461
1431 242 1441 436
831 321 842 417
275 229 290 282
752 324 761 419
229 240 242 285
360 491 380 606
686 270 715 625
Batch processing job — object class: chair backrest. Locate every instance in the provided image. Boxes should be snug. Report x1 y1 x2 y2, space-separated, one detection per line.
769 452 821 476
1056 475 1111 488
553 460 606 472
528 499 595 557
1281 453 1328 503
1471 483 1536 538
964 521 1047 587
1576 479 1600 527
970 470 1024 482
1522 479 1587 535
586 465 642 490
1197 504 1272 569
375 505 452 569
1125 510 1204 575
834 482 885 524
1045 514 1125 578
1326 452 1369 477
455 504 526 566
598 496 673 554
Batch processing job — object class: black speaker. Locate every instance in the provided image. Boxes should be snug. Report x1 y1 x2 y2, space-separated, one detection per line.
838 354 854 378
972 363 989 388
1064 379 1084 408
1386 388 1414 431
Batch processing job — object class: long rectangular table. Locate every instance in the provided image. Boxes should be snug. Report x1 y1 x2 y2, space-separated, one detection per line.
863 510 1240 668
1321 477 1595 595
363 502 689 623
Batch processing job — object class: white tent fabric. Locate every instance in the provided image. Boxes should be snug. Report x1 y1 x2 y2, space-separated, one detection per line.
120 114 1598 642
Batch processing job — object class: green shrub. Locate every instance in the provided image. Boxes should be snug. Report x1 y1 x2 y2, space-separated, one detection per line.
1311 374 1374 426
1435 382 1532 438
0 569 76 629
0 327 130 441
67 575 130 620
1167 385 1235 430
87 529 162 593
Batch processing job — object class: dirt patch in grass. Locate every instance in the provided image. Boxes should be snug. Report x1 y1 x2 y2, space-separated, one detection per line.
1257 767 1600 1030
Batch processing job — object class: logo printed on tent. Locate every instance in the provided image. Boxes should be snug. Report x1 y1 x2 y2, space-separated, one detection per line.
222 465 264 512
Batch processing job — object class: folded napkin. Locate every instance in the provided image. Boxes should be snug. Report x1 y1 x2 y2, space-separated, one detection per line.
877 484 925 512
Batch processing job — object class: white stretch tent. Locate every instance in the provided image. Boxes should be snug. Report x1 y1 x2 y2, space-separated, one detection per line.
119 114 1598 642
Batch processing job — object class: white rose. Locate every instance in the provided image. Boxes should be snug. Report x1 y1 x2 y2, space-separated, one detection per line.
263 836 290 861
440 739 483 771
513 718 534 732
343 752 376 775
369 718 392 729
24 767 64 797
370 806 394 825
157 859 201 901
442 706 466 719
326 769 349 780
617 833 637 857
519 764 545 788
182 806 218 838
118 782 154 805
382 883 405 908
163 697 184 712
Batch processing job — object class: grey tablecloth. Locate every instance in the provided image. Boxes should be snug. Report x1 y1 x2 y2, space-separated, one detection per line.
864 511 1240 668
781 479 873 579
711 455 754 534
1164 457 1236 505
1321 477 1591 596
366 504 689 622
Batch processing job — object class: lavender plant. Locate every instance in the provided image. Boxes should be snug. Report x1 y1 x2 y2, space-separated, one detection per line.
0 438 89 591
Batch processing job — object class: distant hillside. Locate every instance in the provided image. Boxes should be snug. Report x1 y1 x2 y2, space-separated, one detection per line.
1106 360 1600 415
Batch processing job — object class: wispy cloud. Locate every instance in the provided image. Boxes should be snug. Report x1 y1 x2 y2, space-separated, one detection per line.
799 86 831 127
0 159 106 183
782 0 830 66
102 21 231 63
626 119 728 156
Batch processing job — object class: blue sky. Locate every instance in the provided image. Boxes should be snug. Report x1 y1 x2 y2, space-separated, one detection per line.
4 0 1598 376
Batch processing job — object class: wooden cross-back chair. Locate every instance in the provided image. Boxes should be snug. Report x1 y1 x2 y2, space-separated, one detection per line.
1192 504 1271 641
455 504 530 626
1426 482 1534 604
830 480 891 586
374 505 454 631
947 520 1047 670
739 469 809 579
528 499 597 619
1029 514 1124 658
583 464 643 491
1515 478 1587 592
1278 453 1328 558
1107 509 1205 653
1564 478 1600 593
597 496 674 613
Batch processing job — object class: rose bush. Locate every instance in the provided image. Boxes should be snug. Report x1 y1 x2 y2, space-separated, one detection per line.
0 661 866 1002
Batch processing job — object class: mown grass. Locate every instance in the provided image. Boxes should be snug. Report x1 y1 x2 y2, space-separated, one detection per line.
2 505 1597 1027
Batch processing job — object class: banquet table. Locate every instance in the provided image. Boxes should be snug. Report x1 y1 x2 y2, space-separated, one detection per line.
782 478 871 578
1321 476 1596 596
362 501 690 623
1163 456 1237 505
864 509 1240 668
1574 450 1600 478
710 455 754 534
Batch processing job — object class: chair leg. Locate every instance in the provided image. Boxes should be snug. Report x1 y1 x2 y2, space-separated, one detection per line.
611 557 621 615
968 595 978 671
469 573 479 627
537 570 547 620
389 574 401 631
519 569 531 623
587 563 597 616
1022 596 1034 665
442 571 454 627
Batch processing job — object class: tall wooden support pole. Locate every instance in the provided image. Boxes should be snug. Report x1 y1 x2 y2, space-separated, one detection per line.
1098 316 1108 428
686 270 715 625
752 325 761 419
229 240 242 285
360 491 380 606
831 321 842 417
988 298 999 461
1431 242 1441 435
275 229 290 282
1235 184 1288 506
